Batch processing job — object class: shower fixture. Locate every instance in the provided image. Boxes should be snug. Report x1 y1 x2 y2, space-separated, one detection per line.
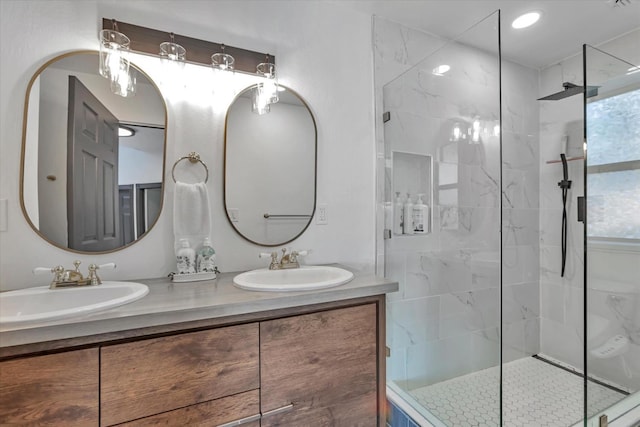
538 82 599 101
558 154 572 277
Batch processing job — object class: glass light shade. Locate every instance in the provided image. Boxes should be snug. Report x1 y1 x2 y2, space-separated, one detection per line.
251 84 271 115
211 52 235 71
256 61 279 104
160 41 186 62
99 29 130 81
111 68 136 98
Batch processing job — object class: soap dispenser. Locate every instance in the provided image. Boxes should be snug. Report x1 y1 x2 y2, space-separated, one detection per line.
413 193 429 234
197 237 217 273
403 193 414 235
393 192 404 235
176 239 196 274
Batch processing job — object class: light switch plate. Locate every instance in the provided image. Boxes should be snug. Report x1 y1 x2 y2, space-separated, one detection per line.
316 204 328 225
228 208 239 222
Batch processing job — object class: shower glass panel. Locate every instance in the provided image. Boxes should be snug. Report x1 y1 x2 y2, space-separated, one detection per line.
584 45 640 426
382 11 501 426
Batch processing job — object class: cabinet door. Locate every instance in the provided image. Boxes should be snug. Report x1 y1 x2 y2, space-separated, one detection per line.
101 323 259 426
0 348 99 426
117 389 260 427
260 304 379 426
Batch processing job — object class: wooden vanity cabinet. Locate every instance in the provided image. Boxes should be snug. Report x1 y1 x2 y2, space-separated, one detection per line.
0 295 386 426
260 303 380 426
100 323 259 426
0 348 99 426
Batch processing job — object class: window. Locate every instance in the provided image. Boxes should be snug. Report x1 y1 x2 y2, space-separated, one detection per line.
586 87 640 242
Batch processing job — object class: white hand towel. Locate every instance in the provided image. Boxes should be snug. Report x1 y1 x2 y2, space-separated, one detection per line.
173 181 211 250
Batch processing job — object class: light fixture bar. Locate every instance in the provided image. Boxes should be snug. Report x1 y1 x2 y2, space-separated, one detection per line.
102 18 274 75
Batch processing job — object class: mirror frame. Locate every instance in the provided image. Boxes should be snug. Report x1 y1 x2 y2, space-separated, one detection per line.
223 84 317 247
19 50 168 254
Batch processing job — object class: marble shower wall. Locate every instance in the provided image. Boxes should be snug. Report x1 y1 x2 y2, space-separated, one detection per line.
538 29 640 392
374 15 540 391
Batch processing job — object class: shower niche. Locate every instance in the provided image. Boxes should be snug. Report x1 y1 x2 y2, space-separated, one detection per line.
390 151 433 236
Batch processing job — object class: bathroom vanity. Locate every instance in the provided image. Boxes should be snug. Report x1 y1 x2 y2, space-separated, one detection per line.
0 269 397 426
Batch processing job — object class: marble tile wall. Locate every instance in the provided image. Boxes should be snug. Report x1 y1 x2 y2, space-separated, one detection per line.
374 15 541 391
538 29 640 393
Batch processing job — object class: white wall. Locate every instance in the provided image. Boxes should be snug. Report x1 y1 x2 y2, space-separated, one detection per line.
0 0 375 289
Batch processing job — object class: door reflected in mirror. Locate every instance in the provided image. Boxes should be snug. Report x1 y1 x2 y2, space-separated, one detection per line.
20 51 167 253
224 85 317 246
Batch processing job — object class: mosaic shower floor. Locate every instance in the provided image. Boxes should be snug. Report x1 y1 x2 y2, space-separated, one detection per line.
409 356 625 427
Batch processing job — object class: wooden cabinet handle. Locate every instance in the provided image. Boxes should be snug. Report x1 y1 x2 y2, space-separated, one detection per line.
216 413 261 427
261 403 294 418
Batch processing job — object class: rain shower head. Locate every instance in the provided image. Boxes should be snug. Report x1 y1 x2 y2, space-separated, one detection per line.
538 82 600 101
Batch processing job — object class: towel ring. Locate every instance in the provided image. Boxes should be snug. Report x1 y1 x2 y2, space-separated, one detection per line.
172 152 209 183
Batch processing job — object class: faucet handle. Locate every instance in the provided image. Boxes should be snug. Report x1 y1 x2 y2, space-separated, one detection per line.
293 250 312 257
33 266 60 275
259 252 277 259
86 262 116 286
97 262 116 270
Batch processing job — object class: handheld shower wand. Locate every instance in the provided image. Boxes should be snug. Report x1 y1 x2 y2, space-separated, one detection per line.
558 153 572 277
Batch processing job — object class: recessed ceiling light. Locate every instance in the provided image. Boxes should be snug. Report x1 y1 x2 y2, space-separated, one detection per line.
119 126 135 137
512 11 541 29
432 64 451 76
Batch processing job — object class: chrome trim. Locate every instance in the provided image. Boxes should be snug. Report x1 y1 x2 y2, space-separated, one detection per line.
216 413 261 427
261 403 294 418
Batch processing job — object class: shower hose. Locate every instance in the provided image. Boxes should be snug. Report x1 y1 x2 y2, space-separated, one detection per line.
558 154 572 277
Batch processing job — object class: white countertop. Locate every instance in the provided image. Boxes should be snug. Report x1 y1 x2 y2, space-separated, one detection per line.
0 267 397 352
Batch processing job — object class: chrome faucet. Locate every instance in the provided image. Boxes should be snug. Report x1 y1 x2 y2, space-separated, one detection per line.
34 261 116 289
259 248 310 270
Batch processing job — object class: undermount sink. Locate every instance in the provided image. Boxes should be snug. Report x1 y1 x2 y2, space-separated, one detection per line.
233 266 354 292
0 281 149 326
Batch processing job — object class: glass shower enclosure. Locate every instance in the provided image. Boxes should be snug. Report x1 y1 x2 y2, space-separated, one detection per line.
584 45 640 426
375 10 640 427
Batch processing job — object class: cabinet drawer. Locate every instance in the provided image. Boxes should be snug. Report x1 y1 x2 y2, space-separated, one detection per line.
116 389 260 427
260 303 378 426
0 348 99 426
101 323 259 426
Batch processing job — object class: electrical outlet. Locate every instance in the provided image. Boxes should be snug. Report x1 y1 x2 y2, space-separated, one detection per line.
228 208 239 222
316 204 328 225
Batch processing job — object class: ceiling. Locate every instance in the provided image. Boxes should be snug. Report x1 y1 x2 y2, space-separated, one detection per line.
340 0 640 69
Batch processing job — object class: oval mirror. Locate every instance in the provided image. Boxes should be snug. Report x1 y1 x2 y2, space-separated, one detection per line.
20 51 167 253
224 85 317 246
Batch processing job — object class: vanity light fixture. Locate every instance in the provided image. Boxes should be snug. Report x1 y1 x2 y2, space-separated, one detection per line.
159 32 186 64
99 19 136 97
211 44 235 71
511 11 541 29
251 84 271 115
450 122 463 141
252 54 278 115
257 54 279 104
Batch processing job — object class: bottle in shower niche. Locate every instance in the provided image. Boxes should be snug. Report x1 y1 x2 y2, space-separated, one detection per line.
393 192 404 235
197 237 217 273
403 193 414 235
413 193 429 234
176 238 196 274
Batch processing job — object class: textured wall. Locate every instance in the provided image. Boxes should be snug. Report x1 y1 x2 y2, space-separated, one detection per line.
538 28 640 392
374 14 541 391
